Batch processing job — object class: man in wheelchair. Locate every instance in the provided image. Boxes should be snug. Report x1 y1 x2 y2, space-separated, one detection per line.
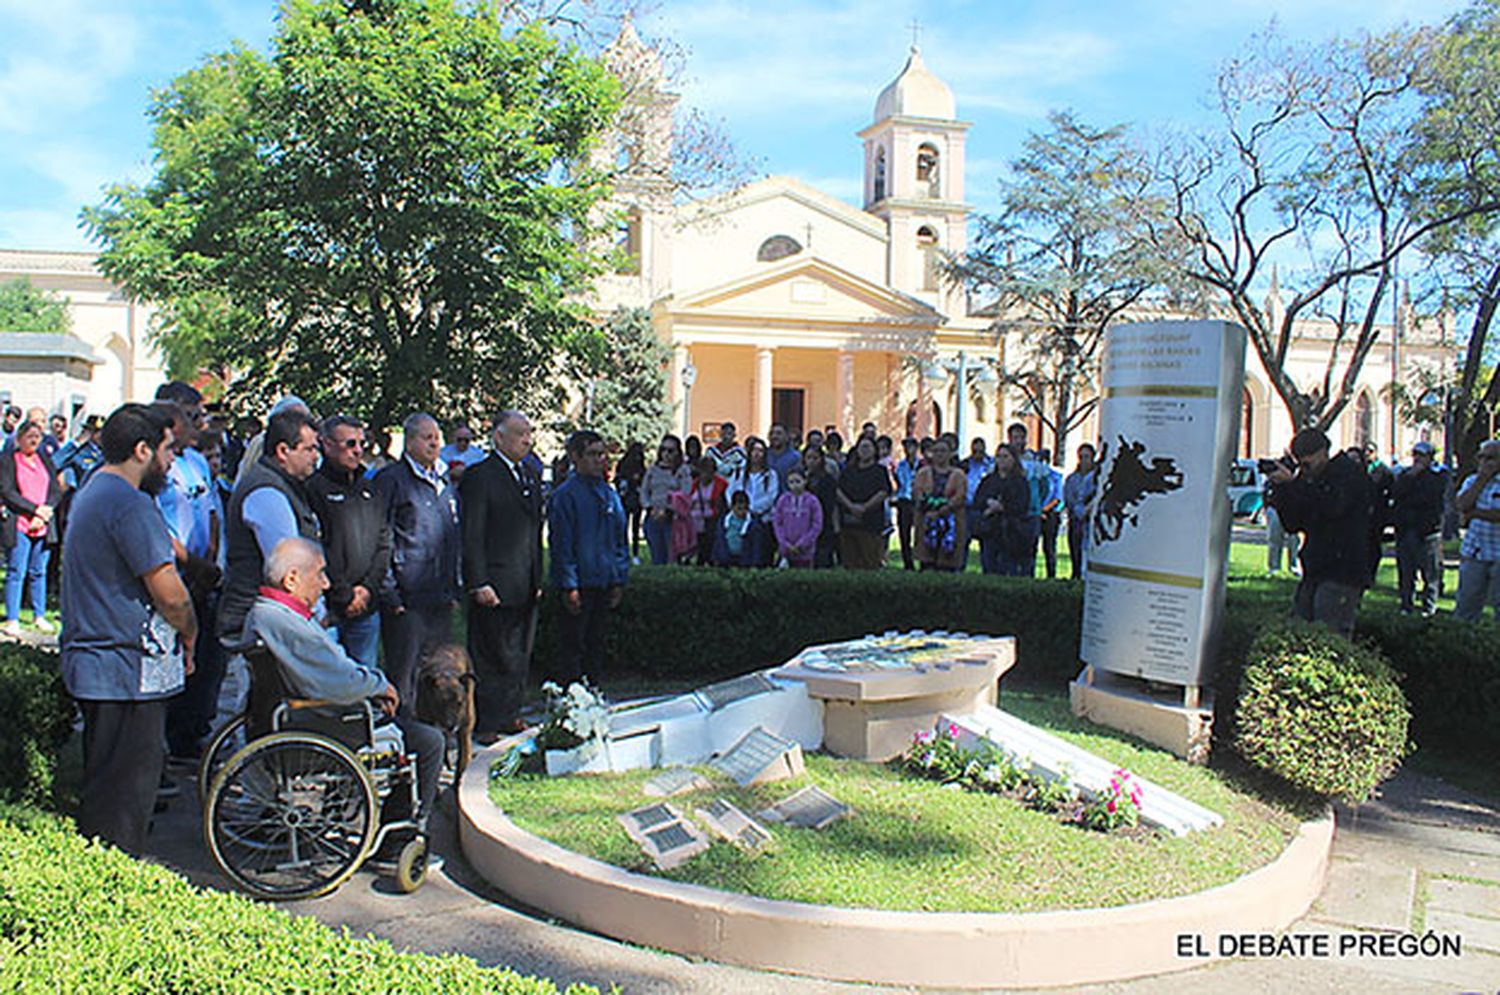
246 537 444 846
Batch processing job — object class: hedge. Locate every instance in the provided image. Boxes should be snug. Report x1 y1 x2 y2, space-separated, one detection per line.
0 643 73 806
0 805 599 995
537 566 1496 758
534 565 1086 687
1233 621 1410 803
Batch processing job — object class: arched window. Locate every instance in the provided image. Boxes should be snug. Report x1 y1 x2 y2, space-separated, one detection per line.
757 235 802 262
917 226 939 291
1355 391 1374 450
873 147 887 202
916 143 940 198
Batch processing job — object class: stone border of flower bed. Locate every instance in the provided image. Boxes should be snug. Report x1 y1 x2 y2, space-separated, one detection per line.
458 737 1335 989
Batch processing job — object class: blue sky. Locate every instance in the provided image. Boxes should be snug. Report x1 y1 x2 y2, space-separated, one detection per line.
0 0 1467 252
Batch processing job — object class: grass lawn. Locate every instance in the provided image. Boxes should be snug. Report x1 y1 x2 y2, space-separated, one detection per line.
490 691 1302 914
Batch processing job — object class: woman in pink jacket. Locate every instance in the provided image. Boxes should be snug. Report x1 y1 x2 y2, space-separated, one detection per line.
771 468 823 568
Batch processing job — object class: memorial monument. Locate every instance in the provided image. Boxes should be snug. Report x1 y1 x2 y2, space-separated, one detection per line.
1072 319 1248 761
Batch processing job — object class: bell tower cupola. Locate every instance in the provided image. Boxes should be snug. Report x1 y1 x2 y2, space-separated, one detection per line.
859 45 970 312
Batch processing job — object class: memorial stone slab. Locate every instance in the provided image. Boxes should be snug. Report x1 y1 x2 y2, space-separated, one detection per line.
757 785 852 830
709 726 805 786
643 767 712 798
618 802 710 869
695 798 774 852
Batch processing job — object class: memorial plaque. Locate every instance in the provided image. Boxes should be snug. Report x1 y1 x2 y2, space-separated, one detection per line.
617 803 710 869
643 767 712 798
695 798 773 852
709 726 805 786
696 672 778 711
1081 320 1246 690
757 785 852 830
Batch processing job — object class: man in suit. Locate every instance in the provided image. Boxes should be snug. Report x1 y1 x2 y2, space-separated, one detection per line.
460 411 543 742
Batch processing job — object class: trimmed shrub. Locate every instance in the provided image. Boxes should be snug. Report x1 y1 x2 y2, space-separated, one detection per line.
1354 613 1500 753
0 805 600 994
1233 620 1410 803
534 565 1086 687
0 643 73 806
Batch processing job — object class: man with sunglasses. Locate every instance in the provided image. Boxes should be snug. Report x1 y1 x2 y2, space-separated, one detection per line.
307 415 391 666
1455 439 1500 622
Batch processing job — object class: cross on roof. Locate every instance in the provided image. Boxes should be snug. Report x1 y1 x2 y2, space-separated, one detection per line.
909 19 922 48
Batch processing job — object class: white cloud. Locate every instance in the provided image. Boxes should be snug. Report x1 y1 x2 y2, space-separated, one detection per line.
0 0 144 133
0 207 95 252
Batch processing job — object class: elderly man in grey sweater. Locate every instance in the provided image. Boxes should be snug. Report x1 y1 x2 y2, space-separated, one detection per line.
246 537 443 830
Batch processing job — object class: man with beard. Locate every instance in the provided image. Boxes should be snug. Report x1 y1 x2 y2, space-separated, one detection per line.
60 403 197 853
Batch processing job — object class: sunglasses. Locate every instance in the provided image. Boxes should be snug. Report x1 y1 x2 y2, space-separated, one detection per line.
336 438 364 450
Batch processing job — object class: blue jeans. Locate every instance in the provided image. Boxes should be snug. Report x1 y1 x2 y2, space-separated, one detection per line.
645 514 671 565
335 611 381 668
5 531 50 621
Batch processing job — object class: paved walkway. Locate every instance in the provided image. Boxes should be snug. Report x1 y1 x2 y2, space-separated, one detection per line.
144 758 1500 994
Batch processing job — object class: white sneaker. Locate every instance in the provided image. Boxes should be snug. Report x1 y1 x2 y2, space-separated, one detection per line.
31 616 54 634
0 620 21 639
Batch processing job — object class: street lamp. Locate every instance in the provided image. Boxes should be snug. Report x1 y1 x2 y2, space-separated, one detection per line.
681 362 697 438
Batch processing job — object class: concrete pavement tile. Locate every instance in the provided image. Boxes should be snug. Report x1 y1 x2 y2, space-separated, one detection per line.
1340 816 1500 859
1334 832 1500 882
1312 860 1415 931
1429 878 1500 919
1427 908 1500 955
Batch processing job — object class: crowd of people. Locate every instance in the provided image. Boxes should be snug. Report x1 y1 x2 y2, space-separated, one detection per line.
4 387 1499 856
611 419 1098 580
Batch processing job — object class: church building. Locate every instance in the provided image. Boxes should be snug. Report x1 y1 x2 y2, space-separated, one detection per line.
589 22 1458 463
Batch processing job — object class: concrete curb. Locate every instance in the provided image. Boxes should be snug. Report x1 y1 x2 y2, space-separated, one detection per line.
459 741 1335 990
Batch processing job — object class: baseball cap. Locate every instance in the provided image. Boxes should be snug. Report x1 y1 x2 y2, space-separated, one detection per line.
1411 441 1435 456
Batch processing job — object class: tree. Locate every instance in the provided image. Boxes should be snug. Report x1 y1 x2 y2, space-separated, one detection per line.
1413 0 1500 475
0 278 71 334
1148 28 1499 432
560 306 670 445
84 0 620 429
948 112 1180 463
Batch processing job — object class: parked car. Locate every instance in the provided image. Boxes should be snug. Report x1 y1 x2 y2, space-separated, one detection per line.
1227 458 1265 522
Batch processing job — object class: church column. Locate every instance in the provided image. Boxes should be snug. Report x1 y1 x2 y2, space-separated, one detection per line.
670 343 691 437
836 351 855 434
753 347 775 438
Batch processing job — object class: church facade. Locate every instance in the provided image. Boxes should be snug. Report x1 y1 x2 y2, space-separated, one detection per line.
591 25 1458 463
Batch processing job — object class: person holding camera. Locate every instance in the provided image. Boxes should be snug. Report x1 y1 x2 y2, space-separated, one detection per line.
1264 428 1372 637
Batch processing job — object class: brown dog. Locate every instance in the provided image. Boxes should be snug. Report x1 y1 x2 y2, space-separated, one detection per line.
414 643 477 775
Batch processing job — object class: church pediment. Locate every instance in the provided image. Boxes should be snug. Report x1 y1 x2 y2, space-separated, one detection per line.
670 256 944 326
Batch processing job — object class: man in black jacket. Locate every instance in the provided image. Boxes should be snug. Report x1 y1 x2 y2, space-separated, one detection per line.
306 415 391 666
373 413 460 717
1391 441 1448 616
459 411 543 741
1266 428 1372 636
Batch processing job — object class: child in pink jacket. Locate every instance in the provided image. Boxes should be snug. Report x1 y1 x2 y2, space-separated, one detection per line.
772 469 823 568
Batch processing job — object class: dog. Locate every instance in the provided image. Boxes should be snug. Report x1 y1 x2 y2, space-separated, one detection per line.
414 643 477 775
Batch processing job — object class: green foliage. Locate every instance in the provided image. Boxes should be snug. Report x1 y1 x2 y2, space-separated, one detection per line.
0 805 599 994
1081 769 1143 832
0 645 74 807
1234 620 1410 803
1355 611 1500 753
951 111 1182 457
534 566 1086 685
0 278 71 334
561 306 671 446
85 0 620 428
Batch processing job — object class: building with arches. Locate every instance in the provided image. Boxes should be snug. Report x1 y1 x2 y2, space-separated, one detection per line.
593 25 1460 462
0 249 163 426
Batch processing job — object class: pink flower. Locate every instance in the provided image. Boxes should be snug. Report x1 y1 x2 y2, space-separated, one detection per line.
946 723 960 739
1106 799 1117 813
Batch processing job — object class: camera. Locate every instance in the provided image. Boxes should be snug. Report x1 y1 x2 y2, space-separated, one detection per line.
1257 456 1295 476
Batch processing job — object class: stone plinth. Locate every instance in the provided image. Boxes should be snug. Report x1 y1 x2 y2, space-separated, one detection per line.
1069 665 1214 764
774 635 1015 761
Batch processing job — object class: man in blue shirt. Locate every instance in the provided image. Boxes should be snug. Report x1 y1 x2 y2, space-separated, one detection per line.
1037 448 1066 579
548 430 629 683
1455 439 1500 621
1062 443 1097 580
766 423 803 488
61 403 197 854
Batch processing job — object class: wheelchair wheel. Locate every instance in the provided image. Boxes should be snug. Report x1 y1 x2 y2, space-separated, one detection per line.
198 712 248 804
204 731 377 900
394 835 428 894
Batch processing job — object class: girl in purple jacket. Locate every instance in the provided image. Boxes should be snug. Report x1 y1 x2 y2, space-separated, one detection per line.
772 469 823 568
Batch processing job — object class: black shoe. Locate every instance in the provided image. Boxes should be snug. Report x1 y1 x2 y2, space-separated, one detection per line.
157 774 181 800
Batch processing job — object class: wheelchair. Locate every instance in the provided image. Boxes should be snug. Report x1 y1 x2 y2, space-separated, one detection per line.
199 641 429 900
